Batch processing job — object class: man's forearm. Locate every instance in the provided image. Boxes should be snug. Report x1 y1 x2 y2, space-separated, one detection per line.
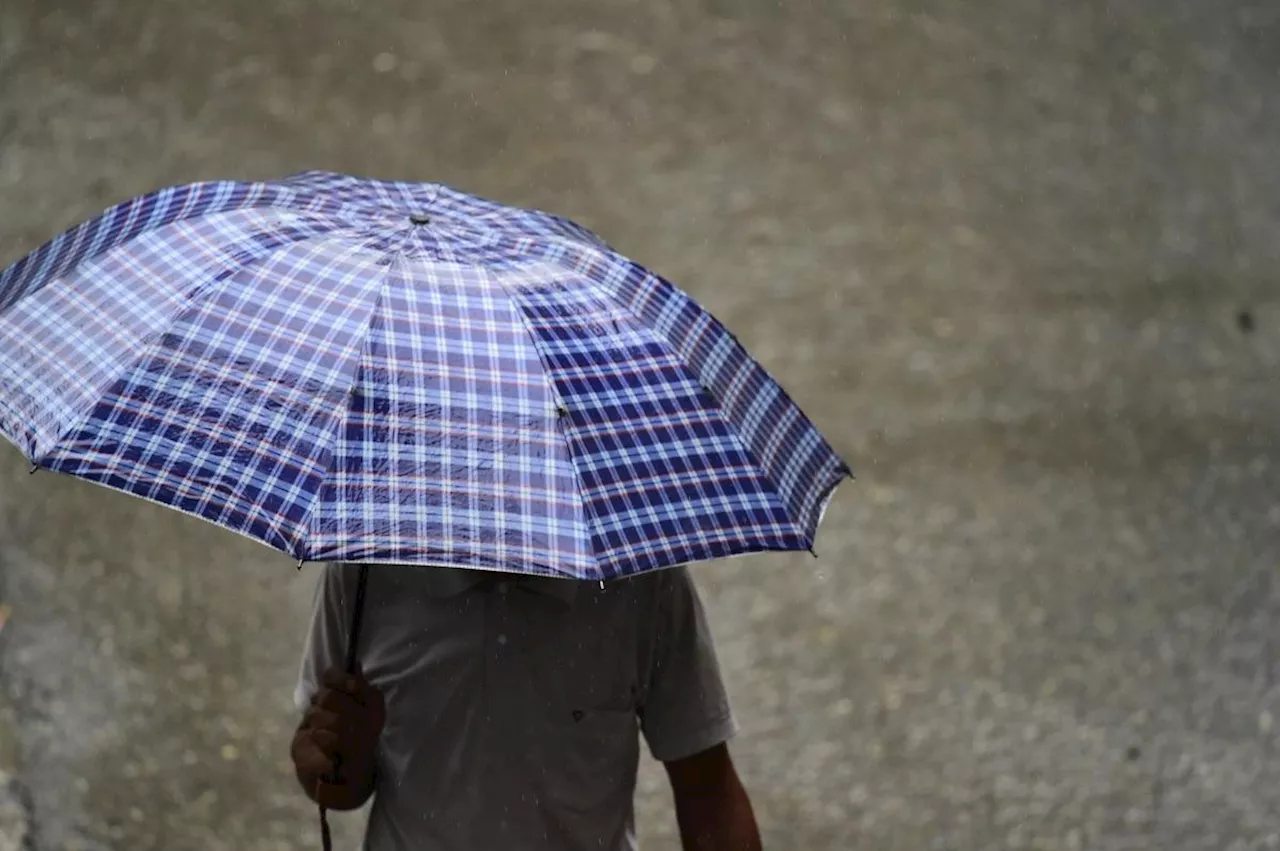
674 774 763 851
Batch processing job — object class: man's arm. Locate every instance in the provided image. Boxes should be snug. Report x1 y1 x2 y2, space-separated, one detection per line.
639 568 757 848
665 744 762 851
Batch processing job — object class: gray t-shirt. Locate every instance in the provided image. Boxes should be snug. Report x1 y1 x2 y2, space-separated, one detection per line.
295 563 739 851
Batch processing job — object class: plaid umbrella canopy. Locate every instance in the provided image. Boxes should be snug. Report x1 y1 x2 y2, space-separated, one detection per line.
0 171 850 580
0 171 851 847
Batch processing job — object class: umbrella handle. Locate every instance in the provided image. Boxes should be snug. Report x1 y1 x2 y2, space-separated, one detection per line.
319 562 371 851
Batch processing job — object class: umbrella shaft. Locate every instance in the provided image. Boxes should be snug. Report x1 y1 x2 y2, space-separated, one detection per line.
345 563 370 674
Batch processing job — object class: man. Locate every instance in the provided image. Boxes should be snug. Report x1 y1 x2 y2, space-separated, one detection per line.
291 562 763 850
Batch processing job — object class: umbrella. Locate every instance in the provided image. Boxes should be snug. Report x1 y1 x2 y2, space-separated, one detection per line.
0 170 851 845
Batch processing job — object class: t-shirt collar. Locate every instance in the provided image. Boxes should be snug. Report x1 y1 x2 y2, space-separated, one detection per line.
421 566 579 604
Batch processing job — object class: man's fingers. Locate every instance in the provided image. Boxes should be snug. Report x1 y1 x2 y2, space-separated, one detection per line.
322 667 365 695
307 702 375 744
310 729 341 758
306 707 337 727
293 735 336 778
302 711 370 754
304 707 351 737
313 686 364 716
321 667 351 689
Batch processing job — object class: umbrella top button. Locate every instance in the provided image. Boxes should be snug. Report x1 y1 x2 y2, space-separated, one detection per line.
409 214 431 225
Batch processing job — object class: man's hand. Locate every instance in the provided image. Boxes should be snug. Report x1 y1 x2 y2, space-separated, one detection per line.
291 665 386 811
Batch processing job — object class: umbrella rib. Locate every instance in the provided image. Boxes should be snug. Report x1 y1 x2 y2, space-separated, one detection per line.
289 239 406 562
482 266 607 582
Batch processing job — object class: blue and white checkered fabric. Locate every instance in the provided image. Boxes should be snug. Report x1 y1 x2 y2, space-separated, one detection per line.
0 172 850 579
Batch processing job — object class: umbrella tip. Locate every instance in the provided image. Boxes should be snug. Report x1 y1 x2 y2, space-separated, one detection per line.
809 547 819 558
28 464 37 475
297 558 305 570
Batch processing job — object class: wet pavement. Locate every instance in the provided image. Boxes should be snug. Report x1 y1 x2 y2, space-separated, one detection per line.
2 1 1279 849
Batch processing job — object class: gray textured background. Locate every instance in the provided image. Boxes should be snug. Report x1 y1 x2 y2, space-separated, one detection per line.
1 1 1279 849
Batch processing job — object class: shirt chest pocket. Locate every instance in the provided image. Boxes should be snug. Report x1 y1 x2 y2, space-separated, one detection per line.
516 605 642 719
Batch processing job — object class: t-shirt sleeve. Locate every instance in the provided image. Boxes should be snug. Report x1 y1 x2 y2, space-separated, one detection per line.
639 566 741 763
293 562 353 714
